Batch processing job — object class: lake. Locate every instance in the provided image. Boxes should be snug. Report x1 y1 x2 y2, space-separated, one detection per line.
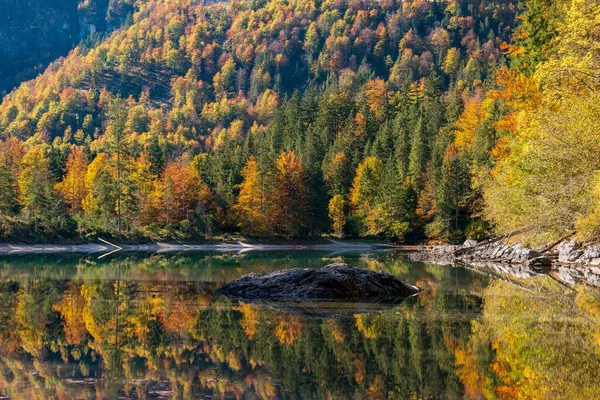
0 250 599 399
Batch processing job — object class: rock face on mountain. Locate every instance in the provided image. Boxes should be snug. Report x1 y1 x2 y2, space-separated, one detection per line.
0 0 133 94
219 263 421 300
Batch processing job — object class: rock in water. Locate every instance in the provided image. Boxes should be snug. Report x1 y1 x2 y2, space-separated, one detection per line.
219 263 420 300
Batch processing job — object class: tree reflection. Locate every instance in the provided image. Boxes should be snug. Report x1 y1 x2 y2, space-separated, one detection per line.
455 276 600 399
0 256 597 399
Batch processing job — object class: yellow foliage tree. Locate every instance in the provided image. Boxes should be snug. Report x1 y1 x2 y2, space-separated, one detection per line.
53 284 87 345
274 316 303 346
236 303 260 340
158 157 203 225
454 97 484 151
83 153 116 228
328 194 346 237
55 146 89 215
350 157 382 235
483 0 600 243
364 79 388 120
232 156 269 236
443 47 461 75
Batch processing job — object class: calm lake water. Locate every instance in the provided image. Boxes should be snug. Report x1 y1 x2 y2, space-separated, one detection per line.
0 250 599 399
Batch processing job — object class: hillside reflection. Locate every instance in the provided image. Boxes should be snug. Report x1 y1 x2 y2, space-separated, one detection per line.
0 253 598 399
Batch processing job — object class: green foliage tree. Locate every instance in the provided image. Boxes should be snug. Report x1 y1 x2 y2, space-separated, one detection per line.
18 145 66 232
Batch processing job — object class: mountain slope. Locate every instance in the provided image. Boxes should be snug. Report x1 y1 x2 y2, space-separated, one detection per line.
0 0 134 94
0 0 519 241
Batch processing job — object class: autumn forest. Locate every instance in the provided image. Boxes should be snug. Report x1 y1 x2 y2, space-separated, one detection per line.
1 0 598 244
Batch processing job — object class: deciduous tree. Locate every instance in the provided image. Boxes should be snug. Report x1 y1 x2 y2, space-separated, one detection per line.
55 146 89 215
328 194 346 237
269 151 309 237
232 156 269 236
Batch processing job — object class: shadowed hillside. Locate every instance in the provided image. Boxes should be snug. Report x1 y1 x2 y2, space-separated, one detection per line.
0 0 134 94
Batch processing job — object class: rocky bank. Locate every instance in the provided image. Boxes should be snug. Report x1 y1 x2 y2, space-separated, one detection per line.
409 237 600 268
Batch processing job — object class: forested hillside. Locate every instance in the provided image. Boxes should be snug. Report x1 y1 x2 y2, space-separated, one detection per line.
0 0 585 243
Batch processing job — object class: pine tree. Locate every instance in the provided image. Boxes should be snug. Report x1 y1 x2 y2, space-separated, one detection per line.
408 116 427 186
511 0 563 72
374 160 412 240
18 146 59 232
0 138 24 215
105 98 129 233
300 125 328 235
434 144 471 241
0 161 15 215
147 134 165 176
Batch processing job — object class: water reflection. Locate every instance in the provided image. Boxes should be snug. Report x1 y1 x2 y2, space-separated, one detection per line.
0 252 598 399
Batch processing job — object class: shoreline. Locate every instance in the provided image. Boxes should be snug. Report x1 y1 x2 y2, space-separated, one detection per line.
0 240 398 256
4 237 600 272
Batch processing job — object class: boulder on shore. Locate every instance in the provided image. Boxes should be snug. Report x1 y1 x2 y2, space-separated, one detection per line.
219 263 420 300
558 241 600 265
410 241 552 267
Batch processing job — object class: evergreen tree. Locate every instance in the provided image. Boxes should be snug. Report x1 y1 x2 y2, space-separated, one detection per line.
408 116 427 186
511 0 564 72
432 145 471 241
18 146 63 232
0 138 23 215
147 134 165 176
375 160 413 240
105 98 129 232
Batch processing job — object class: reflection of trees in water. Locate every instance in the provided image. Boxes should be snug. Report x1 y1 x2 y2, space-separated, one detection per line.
0 257 598 399
455 276 600 399
0 263 480 399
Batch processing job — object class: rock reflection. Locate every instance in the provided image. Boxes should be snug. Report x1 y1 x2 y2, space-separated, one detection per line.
228 297 408 319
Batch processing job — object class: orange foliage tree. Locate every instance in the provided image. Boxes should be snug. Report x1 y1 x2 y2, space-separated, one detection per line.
158 157 203 225
268 151 309 237
55 146 89 215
